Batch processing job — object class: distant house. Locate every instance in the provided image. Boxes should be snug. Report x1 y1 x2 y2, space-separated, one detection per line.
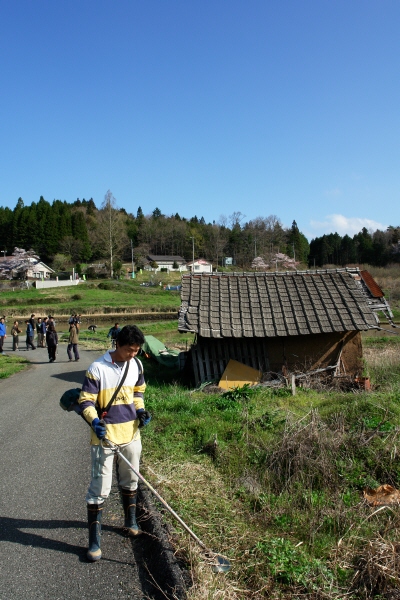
146 255 187 272
86 262 108 277
0 248 55 281
186 259 213 274
178 268 392 386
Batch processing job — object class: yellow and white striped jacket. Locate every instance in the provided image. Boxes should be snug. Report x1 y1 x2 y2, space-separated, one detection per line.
79 351 146 445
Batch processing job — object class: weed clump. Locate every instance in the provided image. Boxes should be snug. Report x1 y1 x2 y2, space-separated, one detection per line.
352 536 400 598
262 409 344 492
253 536 334 592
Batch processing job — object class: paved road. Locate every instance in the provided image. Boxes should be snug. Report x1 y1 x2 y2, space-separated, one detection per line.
0 339 168 600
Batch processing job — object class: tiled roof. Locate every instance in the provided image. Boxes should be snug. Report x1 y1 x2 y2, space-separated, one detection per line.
147 255 186 263
178 270 379 338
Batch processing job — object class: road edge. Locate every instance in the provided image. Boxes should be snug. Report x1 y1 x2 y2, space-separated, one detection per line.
138 483 190 599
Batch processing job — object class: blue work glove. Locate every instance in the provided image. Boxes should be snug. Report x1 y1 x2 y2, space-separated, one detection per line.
136 409 151 428
92 417 107 440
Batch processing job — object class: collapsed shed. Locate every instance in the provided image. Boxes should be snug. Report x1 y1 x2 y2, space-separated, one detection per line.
178 268 391 387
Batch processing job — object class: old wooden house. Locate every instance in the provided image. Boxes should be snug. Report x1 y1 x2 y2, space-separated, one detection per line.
178 268 392 386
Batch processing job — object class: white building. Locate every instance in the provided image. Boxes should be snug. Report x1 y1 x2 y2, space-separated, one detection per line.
186 259 213 273
0 248 55 280
146 255 188 272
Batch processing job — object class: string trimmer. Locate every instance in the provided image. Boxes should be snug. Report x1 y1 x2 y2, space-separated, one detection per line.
102 437 231 573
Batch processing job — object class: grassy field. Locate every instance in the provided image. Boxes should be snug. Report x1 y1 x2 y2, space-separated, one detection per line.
0 274 182 317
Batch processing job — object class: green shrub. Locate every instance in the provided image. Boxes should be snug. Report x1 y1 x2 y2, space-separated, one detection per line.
222 383 255 402
202 393 241 412
254 536 334 590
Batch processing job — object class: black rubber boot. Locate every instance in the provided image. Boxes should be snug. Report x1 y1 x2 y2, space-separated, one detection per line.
121 489 142 536
87 503 103 561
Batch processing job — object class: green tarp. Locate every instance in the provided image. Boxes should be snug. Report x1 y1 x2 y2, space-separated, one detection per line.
142 335 180 368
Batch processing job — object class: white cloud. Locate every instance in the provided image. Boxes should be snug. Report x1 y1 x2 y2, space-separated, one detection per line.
307 214 388 239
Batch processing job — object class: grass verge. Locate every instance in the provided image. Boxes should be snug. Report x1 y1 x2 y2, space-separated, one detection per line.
0 353 29 379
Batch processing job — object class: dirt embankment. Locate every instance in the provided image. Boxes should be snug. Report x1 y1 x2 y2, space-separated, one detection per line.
8 311 178 323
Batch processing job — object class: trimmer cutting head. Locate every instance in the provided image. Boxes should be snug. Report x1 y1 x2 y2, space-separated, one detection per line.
211 555 231 573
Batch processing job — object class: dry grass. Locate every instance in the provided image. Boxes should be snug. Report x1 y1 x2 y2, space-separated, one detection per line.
74 337 109 352
262 409 345 492
365 265 400 307
141 459 260 599
329 342 400 599
336 507 400 599
363 344 400 369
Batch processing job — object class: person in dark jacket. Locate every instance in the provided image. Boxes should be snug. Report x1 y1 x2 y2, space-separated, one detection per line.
40 317 48 347
29 314 36 343
107 323 121 348
46 323 58 362
25 320 36 350
36 317 44 348
11 320 22 351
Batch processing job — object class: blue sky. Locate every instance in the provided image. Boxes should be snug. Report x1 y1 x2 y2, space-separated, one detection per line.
1 1 399 240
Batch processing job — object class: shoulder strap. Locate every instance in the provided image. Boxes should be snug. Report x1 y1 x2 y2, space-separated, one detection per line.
134 356 143 375
99 360 130 419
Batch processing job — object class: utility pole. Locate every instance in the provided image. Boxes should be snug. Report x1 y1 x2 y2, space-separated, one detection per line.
190 237 195 272
107 197 113 278
130 239 135 279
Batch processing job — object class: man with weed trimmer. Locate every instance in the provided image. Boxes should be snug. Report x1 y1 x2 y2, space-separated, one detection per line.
78 325 151 562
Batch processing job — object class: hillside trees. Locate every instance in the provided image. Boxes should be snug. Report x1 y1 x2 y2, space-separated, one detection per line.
2 195 400 271
286 220 310 263
309 227 399 267
0 198 313 270
202 222 228 267
136 212 189 257
225 215 299 268
0 206 13 253
309 233 342 266
71 210 92 261
340 234 357 265
0 196 91 265
243 215 287 265
93 190 128 278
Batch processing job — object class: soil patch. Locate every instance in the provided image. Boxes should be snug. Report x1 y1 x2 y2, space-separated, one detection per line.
135 483 190 599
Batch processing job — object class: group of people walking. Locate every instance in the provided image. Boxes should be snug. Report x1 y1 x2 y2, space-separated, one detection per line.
1 313 79 363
